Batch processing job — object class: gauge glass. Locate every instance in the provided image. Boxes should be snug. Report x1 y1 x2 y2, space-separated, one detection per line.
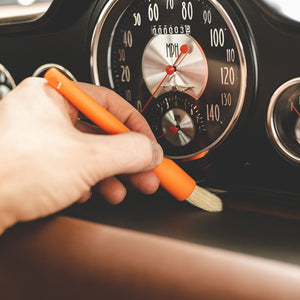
0 64 15 100
267 78 300 164
91 0 247 159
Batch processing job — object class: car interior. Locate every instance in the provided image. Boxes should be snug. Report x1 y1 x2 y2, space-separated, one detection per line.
0 0 300 299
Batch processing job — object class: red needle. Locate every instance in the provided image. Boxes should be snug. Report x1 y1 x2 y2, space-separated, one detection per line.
292 104 300 117
157 125 178 139
140 44 189 114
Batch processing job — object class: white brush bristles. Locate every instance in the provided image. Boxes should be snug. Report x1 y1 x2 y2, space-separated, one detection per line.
186 185 223 212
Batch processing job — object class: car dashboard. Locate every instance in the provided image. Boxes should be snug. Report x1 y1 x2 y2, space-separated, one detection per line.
0 0 300 299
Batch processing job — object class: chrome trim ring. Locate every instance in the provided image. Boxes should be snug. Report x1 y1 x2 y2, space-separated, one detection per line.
267 77 300 164
33 63 76 81
0 63 16 88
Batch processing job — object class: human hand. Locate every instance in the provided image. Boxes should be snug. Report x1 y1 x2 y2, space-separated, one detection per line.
0 78 163 234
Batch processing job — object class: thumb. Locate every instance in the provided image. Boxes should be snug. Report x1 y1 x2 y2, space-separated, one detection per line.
85 132 164 180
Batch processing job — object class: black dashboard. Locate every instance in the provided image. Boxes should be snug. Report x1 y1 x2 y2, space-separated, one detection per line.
0 0 299 199
1 2 300 297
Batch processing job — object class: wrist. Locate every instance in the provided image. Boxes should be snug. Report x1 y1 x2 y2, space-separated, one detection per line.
0 218 9 236
0 182 18 236
0 149 23 236
0 199 15 236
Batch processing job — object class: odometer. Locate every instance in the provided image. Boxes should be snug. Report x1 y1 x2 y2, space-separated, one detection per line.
91 0 251 159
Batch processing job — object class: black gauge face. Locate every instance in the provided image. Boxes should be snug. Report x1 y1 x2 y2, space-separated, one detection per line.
0 64 15 100
267 78 300 165
91 0 248 159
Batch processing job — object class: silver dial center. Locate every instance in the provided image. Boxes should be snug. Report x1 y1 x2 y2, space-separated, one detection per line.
142 34 208 100
161 108 195 147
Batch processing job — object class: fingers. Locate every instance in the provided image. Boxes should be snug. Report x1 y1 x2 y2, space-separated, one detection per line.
77 190 92 204
76 82 156 140
95 177 127 205
96 172 160 205
120 171 160 195
75 118 104 134
84 131 163 181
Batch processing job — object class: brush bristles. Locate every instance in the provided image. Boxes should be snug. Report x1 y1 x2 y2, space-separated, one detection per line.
186 185 223 212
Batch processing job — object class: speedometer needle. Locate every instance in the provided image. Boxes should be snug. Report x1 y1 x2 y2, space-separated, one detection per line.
157 125 179 140
292 104 300 117
140 44 190 114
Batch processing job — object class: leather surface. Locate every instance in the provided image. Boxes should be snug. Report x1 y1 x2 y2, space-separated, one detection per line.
65 191 300 265
1 215 300 300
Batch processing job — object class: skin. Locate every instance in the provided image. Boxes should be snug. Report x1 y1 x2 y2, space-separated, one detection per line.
0 77 163 235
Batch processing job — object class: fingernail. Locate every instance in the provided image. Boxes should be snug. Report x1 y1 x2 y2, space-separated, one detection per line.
151 142 164 168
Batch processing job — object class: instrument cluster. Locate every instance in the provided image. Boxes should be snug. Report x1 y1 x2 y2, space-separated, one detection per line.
0 0 299 197
91 0 252 160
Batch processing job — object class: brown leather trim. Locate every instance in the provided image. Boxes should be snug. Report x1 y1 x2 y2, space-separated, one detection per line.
1 216 300 299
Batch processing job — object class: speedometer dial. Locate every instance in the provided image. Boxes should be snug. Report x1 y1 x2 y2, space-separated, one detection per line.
91 0 251 159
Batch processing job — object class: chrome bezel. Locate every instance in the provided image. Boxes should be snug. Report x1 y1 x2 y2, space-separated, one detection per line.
33 63 76 81
90 0 119 86
0 64 16 89
90 0 248 159
267 77 300 164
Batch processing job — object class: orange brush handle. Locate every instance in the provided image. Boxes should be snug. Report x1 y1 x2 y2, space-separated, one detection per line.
44 68 195 201
153 158 195 201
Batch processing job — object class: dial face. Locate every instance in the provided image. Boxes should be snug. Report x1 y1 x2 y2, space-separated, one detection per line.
91 0 247 159
267 78 300 164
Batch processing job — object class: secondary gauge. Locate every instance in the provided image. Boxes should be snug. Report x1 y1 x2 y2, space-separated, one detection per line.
91 0 252 159
33 63 76 81
0 64 16 100
267 78 300 165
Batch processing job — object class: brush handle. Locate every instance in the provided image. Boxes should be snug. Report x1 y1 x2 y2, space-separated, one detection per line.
44 68 196 201
153 158 195 200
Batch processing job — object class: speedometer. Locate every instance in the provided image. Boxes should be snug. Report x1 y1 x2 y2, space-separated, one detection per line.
91 0 254 159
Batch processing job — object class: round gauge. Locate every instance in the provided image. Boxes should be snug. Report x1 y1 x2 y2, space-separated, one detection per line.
267 78 300 164
33 64 76 81
91 0 250 159
0 64 16 100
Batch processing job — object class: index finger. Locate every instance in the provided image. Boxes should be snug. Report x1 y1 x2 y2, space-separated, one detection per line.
76 82 156 141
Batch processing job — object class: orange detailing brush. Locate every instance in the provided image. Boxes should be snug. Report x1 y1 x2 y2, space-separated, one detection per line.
44 68 222 212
